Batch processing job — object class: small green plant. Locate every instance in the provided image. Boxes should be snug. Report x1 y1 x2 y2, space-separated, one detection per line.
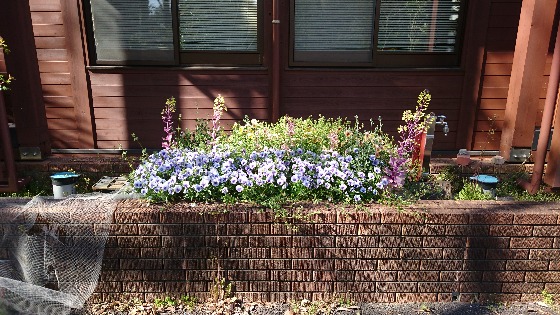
479 114 498 157
433 165 464 195
336 295 353 308
456 180 493 200
495 171 560 202
542 289 555 307
273 206 319 232
210 276 232 303
419 302 432 313
181 295 198 309
290 299 332 315
484 302 504 314
153 296 177 308
153 298 164 308
174 118 212 150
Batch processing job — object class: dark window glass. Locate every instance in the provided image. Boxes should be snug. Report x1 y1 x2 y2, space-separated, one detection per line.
293 0 375 63
88 0 261 65
178 0 258 52
90 0 174 64
291 0 465 67
377 0 461 52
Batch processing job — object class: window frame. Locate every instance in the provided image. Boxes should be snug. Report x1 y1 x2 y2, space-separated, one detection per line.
289 0 468 68
84 0 264 66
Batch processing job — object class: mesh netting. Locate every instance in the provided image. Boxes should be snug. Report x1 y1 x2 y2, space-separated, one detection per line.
0 194 117 314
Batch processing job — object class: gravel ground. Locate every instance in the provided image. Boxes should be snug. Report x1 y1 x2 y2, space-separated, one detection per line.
72 299 560 315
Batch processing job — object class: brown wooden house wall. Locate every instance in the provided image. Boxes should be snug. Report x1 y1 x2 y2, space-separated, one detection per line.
29 0 77 149
473 0 554 151
279 71 463 151
10 0 558 152
89 71 271 149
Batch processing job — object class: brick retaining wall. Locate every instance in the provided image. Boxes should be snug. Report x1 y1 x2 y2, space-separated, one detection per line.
94 200 560 303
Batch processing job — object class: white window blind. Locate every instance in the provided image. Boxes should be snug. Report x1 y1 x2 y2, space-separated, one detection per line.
178 0 258 51
293 0 375 62
90 0 174 62
377 0 462 52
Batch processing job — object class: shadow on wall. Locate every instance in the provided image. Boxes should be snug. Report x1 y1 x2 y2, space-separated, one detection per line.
88 0 268 150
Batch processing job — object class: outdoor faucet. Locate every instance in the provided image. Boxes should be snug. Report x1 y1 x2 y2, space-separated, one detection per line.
421 113 451 175
435 115 449 136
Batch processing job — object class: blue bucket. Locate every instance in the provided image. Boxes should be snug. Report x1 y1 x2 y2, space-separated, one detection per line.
50 172 80 199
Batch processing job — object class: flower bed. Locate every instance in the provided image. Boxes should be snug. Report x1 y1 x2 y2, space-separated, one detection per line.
130 92 435 206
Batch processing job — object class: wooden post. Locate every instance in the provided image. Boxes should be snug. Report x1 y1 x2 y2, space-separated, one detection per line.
271 0 281 122
0 91 18 192
61 0 96 148
456 0 491 150
544 88 560 187
0 0 51 155
499 0 556 161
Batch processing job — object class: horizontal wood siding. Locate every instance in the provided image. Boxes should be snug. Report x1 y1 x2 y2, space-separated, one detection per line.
281 71 464 150
89 71 270 149
474 0 553 151
30 0 78 148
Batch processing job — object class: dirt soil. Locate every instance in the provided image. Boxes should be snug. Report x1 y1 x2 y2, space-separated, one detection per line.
74 300 560 315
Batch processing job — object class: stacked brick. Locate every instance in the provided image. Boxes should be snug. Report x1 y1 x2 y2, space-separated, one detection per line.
94 200 560 303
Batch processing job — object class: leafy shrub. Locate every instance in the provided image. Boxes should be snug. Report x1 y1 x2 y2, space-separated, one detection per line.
456 180 493 201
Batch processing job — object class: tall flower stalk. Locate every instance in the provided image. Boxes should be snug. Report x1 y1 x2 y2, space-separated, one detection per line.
210 94 227 145
161 97 176 149
386 90 434 187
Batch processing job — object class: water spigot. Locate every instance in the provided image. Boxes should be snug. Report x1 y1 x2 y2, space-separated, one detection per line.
435 115 449 136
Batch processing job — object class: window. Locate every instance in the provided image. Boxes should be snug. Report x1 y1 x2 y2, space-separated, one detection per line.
290 0 465 67
87 0 262 66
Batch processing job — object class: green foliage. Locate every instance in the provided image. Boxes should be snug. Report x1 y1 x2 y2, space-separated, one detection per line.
496 172 560 202
456 180 493 201
0 172 51 197
433 165 464 195
224 115 395 158
289 299 333 315
180 295 198 309
542 290 555 306
402 180 447 201
153 296 177 308
210 277 232 303
0 37 9 54
273 206 320 231
0 73 14 91
336 295 353 308
484 302 505 313
0 36 14 91
174 118 212 151
398 89 435 135
418 303 432 313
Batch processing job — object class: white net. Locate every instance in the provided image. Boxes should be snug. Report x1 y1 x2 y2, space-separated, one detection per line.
0 194 117 315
